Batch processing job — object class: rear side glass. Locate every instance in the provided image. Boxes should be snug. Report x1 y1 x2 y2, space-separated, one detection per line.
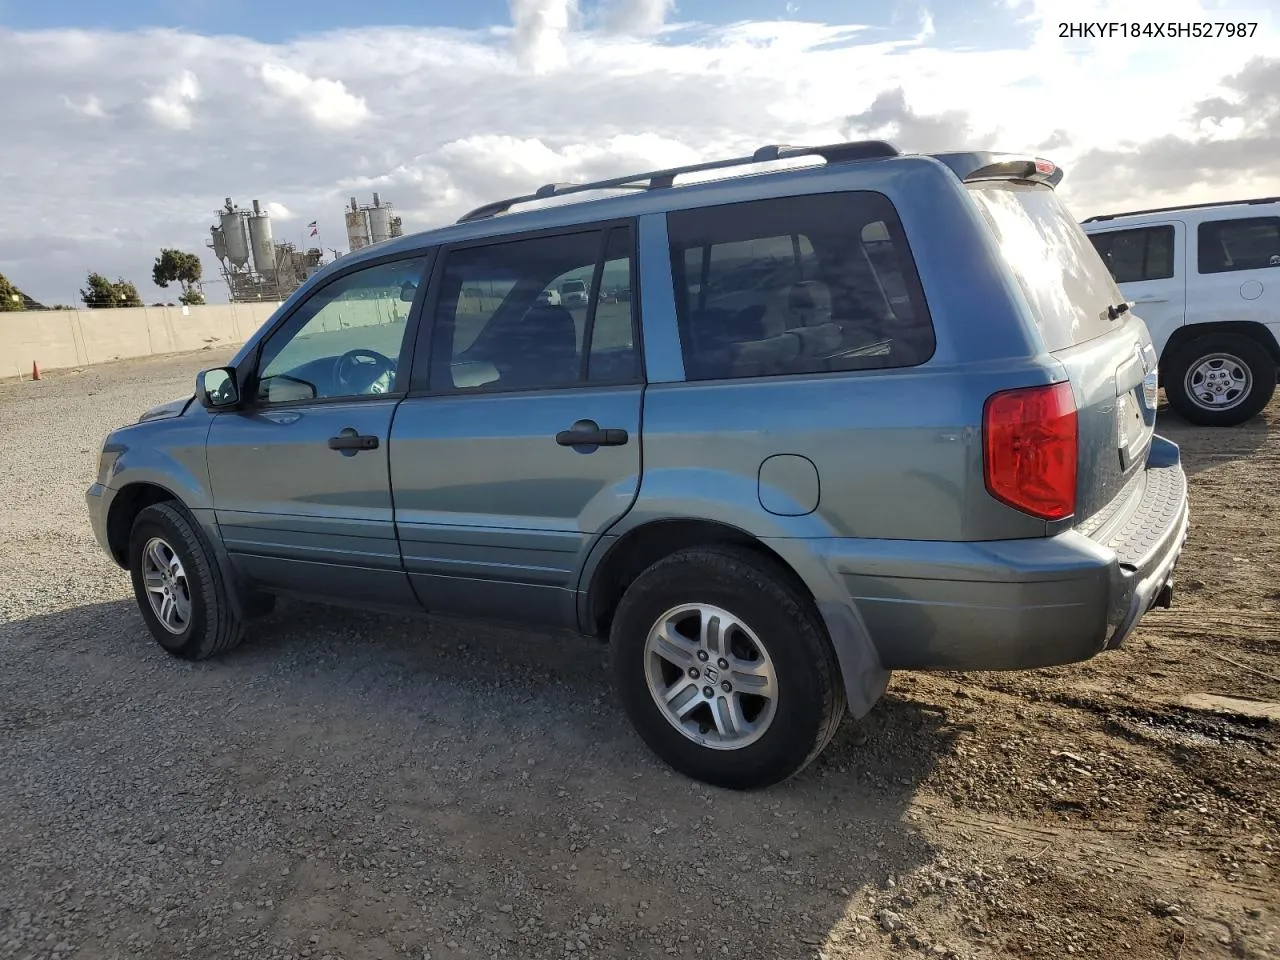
1089 226 1175 283
666 192 935 382
426 227 640 392
967 182 1122 353
1197 217 1280 274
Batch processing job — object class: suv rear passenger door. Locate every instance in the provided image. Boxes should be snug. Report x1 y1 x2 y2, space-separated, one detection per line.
390 225 643 629
1193 214 1280 332
1087 221 1186 358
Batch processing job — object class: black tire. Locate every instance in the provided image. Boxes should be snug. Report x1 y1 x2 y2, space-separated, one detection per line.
610 545 846 790
1163 333 1276 427
127 502 245 660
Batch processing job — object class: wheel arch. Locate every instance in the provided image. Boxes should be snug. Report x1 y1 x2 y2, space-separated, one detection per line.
106 482 269 620
106 481 181 567
581 518 803 640
1161 321 1280 376
580 517 891 720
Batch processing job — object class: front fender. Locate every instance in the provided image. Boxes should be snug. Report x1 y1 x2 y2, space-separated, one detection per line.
104 413 215 509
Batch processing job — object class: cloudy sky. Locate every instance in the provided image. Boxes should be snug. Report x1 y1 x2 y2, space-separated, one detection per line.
1 0 1277 305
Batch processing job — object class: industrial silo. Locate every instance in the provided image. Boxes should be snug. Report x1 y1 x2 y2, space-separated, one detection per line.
209 225 228 262
367 192 393 244
219 199 250 268
345 197 369 252
248 200 276 279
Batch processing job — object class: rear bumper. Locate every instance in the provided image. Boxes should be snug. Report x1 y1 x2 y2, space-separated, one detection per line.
798 436 1190 671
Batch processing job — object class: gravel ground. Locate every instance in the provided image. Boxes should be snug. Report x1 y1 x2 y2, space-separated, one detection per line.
1 351 1277 960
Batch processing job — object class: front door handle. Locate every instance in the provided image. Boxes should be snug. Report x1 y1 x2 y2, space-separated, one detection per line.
1133 296 1169 304
328 427 379 453
556 420 629 447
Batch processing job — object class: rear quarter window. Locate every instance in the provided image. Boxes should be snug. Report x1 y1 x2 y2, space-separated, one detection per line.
967 182 1123 353
666 191 935 381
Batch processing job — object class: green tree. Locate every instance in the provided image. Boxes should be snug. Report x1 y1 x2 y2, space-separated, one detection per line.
114 278 143 307
80 272 144 309
152 248 204 306
0 272 25 311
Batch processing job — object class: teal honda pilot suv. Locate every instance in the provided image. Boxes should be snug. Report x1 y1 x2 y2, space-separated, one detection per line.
87 141 1190 789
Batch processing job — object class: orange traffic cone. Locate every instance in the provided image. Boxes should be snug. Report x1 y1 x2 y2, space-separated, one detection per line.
31 361 40 381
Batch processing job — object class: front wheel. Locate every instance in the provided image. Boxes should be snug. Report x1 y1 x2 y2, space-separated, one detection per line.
1164 333 1276 426
610 546 846 789
128 502 245 660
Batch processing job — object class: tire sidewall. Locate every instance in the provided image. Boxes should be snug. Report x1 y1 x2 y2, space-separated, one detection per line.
128 507 211 657
1165 334 1276 426
611 553 833 788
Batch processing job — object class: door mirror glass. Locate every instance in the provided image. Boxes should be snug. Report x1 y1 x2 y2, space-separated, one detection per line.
196 367 239 409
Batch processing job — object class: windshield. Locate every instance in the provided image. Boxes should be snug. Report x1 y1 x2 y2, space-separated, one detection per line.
561 280 587 293
967 181 1125 352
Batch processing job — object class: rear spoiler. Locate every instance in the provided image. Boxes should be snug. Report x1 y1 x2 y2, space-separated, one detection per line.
929 151 1065 188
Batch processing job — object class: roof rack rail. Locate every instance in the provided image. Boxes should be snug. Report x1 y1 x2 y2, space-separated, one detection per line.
1083 195 1280 223
455 139 900 224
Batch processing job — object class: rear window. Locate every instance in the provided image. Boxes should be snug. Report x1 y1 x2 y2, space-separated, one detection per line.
967 181 1123 352
666 191 935 381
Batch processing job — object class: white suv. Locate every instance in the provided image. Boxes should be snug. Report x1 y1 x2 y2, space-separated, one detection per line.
1082 198 1279 426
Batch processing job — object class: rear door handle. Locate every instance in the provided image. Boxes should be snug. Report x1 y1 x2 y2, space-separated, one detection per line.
1133 296 1169 304
556 421 629 447
328 428 379 452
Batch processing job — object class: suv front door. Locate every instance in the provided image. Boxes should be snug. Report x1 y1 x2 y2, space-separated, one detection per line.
207 254 431 607
390 226 643 629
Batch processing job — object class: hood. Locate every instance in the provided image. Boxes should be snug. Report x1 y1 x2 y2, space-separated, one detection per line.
137 395 194 423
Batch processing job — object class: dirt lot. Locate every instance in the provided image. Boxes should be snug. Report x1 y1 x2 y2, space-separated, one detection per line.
1 351 1276 960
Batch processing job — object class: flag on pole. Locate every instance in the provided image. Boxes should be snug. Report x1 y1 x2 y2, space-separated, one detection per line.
307 220 318 237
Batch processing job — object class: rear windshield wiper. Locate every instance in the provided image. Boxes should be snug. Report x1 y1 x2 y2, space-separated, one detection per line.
1107 301 1131 321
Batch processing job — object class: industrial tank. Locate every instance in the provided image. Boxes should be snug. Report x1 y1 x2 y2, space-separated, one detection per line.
248 199 275 278
219 203 250 268
367 203 392 245
209 225 228 262
345 197 369 251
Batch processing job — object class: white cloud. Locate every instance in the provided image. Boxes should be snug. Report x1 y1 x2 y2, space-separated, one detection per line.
259 62 370 129
146 70 199 129
508 0 577 72
601 0 675 35
0 4 1277 305
61 93 105 118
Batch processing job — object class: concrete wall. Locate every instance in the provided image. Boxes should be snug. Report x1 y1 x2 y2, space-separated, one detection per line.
0 302 284 379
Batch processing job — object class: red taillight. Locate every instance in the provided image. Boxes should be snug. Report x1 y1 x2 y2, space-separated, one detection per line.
983 382 1077 521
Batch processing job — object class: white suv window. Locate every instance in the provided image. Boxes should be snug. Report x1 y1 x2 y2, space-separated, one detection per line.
1198 216 1280 274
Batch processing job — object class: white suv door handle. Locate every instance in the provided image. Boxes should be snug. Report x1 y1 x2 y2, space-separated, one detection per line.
1133 296 1169 304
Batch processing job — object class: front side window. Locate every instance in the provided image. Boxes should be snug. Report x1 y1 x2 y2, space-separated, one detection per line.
1198 217 1280 274
666 192 934 381
428 227 639 392
1089 226 1176 283
256 257 427 404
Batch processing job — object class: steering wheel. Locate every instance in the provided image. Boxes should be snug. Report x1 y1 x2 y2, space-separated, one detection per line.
334 348 397 394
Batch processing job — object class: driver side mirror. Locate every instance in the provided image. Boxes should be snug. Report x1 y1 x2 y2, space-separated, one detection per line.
195 367 240 410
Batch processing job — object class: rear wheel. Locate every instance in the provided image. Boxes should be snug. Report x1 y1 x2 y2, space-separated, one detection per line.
128 502 245 660
610 546 845 789
1164 333 1276 426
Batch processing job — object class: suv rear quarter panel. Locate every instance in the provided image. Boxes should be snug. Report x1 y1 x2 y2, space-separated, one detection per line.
626 158 1060 546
